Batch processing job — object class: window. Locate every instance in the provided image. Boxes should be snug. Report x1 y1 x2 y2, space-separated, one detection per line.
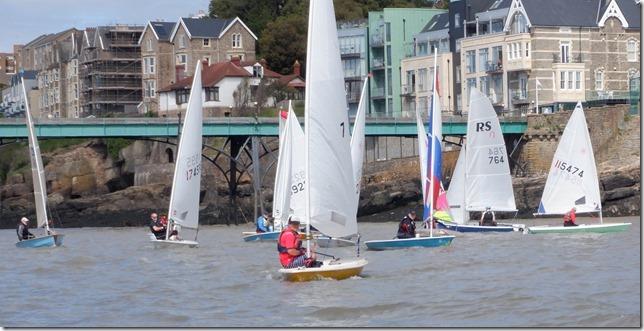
466 78 477 102
515 43 521 59
466 50 476 73
491 19 504 33
144 57 155 74
405 70 415 93
595 69 604 90
627 39 637 62
479 48 488 72
560 71 566 89
385 22 391 42
455 65 461 83
455 13 461 28
525 42 530 57
145 80 156 98
176 54 187 65
147 39 153 52
73 83 78 99
479 76 489 96
512 13 528 34
567 71 573 89
232 34 242 48
507 44 512 60
176 89 190 104
560 41 570 63
253 64 264 78
205 87 219 101
418 68 427 91
203 38 210 47
575 71 581 90
387 68 392 95
386 45 392 65
179 35 186 49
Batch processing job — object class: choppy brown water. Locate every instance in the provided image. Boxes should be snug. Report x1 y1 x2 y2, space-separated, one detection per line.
0 216 640 327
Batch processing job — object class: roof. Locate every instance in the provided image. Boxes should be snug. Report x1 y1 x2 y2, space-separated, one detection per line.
611 0 640 28
151 21 176 41
482 0 512 12
239 60 282 78
522 0 601 27
421 13 450 32
158 61 252 92
279 74 305 87
170 17 258 42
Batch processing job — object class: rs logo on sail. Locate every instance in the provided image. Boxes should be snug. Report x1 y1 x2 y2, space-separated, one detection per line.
475 121 492 132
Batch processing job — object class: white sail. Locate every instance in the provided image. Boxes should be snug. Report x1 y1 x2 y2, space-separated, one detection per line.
272 103 306 228
537 102 601 215
304 0 357 238
22 79 49 229
415 100 429 199
465 88 516 212
447 144 467 224
167 62 203 230
350 76 369 208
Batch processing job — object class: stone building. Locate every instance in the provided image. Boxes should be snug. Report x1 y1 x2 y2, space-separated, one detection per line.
0 52 16 87
458 0 640 114
80 25 144 116
138 21 176 114
170 17 257 82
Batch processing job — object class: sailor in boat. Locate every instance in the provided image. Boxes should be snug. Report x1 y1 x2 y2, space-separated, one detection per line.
149 213 166 240
396 210 417 239
46 219 57 235
277 216 320 268
256 211 273 233
479 207 497 226
160 214 180 240
563 207 578 227
16 217 35 241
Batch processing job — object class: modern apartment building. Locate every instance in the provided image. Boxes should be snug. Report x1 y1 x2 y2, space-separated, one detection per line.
170 17 257 82
368 8 446 117
458 0 640 114
80 25 144 116
337 20 369 116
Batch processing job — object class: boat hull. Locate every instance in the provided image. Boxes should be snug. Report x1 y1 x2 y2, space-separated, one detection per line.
526 223 631 234
279 258 367 282
436 220 522 233
16 234 64 248
315 235 356 248
151 238 199 248
364 235 454 251
242 231 280 242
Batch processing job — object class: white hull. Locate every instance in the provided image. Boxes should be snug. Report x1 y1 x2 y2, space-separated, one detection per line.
150 237 199 248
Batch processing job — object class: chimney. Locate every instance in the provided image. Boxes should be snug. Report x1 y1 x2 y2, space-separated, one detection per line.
201 59 209 67
293 60 301 76
231 56 241 67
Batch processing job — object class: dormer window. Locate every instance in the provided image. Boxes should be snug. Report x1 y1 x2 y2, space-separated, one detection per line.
253 64 263 78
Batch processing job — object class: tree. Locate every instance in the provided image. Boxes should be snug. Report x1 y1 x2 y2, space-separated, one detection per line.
259 14 308 75
233 78 252 116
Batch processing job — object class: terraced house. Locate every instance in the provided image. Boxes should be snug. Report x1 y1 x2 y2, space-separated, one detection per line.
459 0 640 114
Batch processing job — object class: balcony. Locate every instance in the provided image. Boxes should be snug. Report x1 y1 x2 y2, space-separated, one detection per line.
346 90 362 103
400 84 415 96
371 33 384 47
552 53 584 64
371 87 385 99
340 46 361 58
510 89 529 104
371 58 385 70
485 61 503 74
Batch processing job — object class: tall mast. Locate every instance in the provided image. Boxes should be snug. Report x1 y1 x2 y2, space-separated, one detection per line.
304 0 315 258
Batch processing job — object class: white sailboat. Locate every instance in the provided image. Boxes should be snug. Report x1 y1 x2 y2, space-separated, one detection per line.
15 78 64 248
437 88 523 232
151 62 203 248
527 102 631 234
278 0 367 281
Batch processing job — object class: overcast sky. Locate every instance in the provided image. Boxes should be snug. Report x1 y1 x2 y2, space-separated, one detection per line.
0 0 210 51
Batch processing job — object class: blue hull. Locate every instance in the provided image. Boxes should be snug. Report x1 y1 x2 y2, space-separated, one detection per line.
242 231 280 242
436 220 516 233
364 235 455 251
16 234 64 248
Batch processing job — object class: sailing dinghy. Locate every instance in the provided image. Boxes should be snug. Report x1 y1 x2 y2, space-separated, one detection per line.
365 53 455 250
526 102 630 234
151 62 204 248
437 88 523 232
278 0 367 281
15 78 64 248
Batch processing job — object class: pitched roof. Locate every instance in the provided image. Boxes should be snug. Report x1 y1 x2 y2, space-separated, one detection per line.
158 61 252 92
421 13 450 32
611 0 641 28
151 21 176 41
481 0 512 12
180 17 234 38
279 74 305 87
522 0 601 27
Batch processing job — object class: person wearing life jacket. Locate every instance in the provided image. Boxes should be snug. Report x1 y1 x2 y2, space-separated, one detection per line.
277 216 317 268
16 217 35 241
480 207 497 226
396 210 417 239
563 207 578 227
256 211 273 233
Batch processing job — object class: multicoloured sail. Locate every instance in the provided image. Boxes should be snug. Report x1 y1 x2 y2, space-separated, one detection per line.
422 59 445 222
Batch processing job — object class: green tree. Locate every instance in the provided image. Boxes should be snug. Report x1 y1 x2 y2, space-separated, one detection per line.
259 14 308 75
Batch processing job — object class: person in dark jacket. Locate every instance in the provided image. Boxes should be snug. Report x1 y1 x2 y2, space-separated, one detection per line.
397 210 417 239
563 207 578 227
480 207 497 226
16 217 35 241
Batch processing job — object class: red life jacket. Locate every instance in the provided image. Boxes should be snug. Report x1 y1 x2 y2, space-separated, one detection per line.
277 229 300 253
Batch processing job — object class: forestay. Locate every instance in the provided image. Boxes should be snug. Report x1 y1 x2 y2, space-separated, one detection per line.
167 62 203 230
350 76 369 208
23 80 49 229
447 144 467 224
537 102 601 215
465 88 516 212
305 0 357 238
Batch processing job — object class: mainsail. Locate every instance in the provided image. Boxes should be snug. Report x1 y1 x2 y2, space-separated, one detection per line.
167 62 203 230
350 76 369 208
447 144 467 224
304 0 357 238
465 88 516 212
22 79 49 229
537 102 601 215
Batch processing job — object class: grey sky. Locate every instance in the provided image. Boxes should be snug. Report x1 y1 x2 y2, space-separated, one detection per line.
0 0 211 52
